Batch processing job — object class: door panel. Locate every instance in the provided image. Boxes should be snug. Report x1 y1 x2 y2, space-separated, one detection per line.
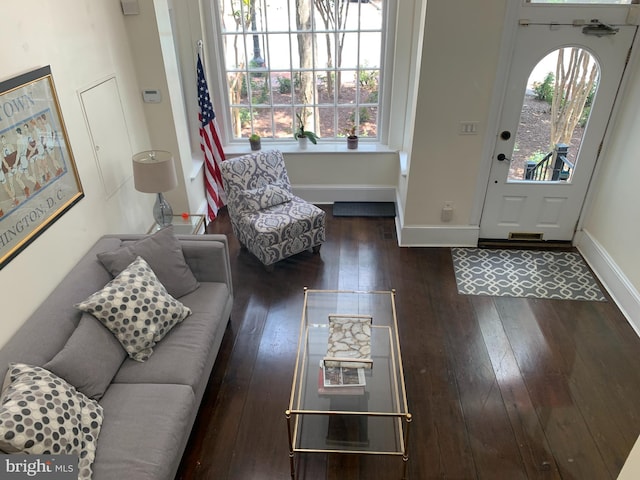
480 24 635 241
80 77 133 198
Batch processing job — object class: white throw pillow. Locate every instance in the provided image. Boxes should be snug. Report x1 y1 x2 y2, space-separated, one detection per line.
0 363 103 480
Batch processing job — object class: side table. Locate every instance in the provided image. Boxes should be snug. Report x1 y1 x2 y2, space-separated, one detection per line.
147 214 206 235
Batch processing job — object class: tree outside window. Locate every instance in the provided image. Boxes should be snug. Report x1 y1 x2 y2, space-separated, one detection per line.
216 0 384 142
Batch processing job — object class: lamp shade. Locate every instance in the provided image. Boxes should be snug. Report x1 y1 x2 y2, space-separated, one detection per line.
132 150 178 193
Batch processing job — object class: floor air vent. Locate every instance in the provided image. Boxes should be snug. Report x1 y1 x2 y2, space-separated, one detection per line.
508 232 544 241
478 233 572 250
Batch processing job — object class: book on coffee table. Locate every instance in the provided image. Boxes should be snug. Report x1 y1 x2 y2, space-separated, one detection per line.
323 314 373 369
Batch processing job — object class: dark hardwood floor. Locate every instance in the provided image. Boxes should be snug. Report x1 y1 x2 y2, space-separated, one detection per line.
176 205 640 479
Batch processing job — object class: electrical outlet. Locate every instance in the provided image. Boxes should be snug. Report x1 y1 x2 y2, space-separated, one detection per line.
441 201 454 222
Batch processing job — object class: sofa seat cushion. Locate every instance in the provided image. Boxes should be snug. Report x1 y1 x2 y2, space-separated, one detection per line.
92 383 194 480
112 282 229 390
234 197 326 265
237 197 325 244
75 256 192 362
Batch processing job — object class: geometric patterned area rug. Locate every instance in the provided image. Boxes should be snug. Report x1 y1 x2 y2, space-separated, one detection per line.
451 248 606 301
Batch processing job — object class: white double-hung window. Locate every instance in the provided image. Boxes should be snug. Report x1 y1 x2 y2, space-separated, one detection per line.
210 0 390 144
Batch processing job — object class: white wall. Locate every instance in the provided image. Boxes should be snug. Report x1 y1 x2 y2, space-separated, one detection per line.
582 54 640 290
575 44 640 472
0 0 155 347
122 0 201 215
577 38 640 332
401 0 507 241
619 436 640 480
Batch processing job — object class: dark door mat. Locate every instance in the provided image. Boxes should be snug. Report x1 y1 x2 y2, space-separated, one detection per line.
332 202 396 217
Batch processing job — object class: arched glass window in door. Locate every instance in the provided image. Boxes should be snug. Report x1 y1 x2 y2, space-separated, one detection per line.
508 47 600 182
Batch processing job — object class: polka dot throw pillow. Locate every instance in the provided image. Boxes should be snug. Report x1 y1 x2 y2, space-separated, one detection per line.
0 363 103 480
75 256 191 362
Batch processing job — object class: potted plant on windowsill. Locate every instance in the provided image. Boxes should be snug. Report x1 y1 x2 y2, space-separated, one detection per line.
345 125 358 150
249 133 261 151
295 113 318 150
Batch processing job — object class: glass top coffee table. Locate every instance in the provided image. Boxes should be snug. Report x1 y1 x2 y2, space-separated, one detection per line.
286 288 411 479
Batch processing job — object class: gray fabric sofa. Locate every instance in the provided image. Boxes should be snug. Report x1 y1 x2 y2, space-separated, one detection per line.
0 232 233 480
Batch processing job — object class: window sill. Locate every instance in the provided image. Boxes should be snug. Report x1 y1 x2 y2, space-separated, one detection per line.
190 142 398 180
223 141 397 156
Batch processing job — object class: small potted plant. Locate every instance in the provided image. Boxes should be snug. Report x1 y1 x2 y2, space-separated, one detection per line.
294 113 318 149
249 133 261 151
345 125 358 150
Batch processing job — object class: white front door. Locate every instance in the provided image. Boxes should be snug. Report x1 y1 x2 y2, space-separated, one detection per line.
479 22 635 242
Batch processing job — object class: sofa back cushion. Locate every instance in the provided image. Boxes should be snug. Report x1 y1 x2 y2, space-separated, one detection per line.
0 237 121 385
97 226 199 298
44 313 126 400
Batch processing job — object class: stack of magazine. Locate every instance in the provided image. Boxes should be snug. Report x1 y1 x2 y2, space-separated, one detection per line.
318 361 365 395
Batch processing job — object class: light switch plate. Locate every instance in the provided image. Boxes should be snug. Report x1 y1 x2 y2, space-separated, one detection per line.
459 121 479 135
142 89 161 103
121 0 140 15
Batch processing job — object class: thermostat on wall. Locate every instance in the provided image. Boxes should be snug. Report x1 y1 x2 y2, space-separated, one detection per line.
142 89 161 103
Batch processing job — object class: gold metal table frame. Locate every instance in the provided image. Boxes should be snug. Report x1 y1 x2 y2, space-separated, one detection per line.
286 288 411 479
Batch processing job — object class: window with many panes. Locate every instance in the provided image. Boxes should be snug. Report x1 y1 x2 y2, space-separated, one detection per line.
214 0 386 142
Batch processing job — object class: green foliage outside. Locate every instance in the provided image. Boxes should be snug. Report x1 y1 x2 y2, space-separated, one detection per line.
532 72 555 103
277 76 291 94
239 108 253 127
349 107 370 125
240 75 270 104
358 69 378 90
528 150 548 165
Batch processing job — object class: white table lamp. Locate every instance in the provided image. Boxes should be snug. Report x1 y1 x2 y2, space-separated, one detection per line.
132 150 178 227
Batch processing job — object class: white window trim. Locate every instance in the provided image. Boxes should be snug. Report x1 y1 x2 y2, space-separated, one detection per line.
201 0 398 149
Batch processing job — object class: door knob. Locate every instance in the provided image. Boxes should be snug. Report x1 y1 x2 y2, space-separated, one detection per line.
497 153 510 162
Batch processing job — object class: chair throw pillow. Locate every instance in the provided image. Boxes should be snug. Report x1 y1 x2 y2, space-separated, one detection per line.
0 363 103 480
75 256 192 362
97 225 199 298
44 313 127 400
238 184 292 213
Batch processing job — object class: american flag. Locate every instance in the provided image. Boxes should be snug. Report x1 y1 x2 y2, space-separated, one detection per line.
197 52 226 222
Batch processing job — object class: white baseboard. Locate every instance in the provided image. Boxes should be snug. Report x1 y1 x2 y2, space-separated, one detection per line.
576 230 640 337
292 185 396 204
291 186 478 246
397 224 479 247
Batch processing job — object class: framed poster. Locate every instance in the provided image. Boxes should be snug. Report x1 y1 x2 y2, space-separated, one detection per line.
0 66 84 270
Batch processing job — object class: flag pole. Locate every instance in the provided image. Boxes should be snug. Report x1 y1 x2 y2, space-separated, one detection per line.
197 39 227 223
197 40 204 69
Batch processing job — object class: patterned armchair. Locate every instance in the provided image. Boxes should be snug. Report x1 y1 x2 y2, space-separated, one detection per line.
220 150 326 268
